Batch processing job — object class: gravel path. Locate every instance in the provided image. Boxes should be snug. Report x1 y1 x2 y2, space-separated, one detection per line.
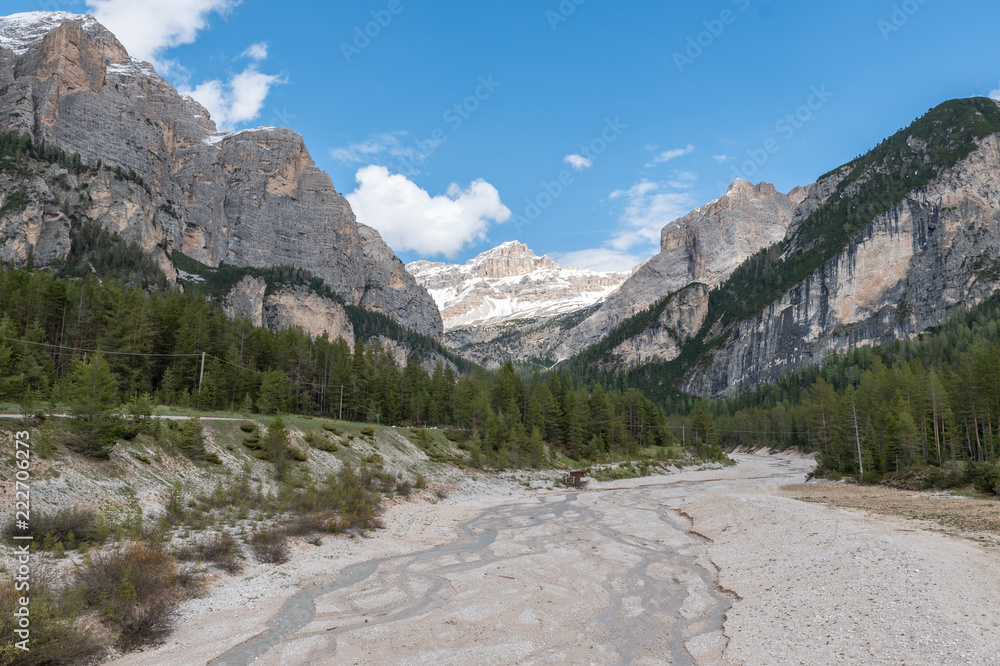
105 452 1000 665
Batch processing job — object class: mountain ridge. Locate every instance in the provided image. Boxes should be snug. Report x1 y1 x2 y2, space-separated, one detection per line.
0 11 442 345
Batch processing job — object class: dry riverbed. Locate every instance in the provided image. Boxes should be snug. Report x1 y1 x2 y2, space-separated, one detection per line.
104 453 1000 665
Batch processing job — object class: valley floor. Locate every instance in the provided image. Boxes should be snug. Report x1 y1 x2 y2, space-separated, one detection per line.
104 453 1000 665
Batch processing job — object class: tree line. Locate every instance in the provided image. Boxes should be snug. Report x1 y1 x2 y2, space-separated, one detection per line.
0 268 676 465
695 295 1000 492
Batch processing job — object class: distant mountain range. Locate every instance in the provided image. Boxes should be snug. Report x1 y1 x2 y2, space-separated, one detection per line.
407 242 628 330
5 12 1000 398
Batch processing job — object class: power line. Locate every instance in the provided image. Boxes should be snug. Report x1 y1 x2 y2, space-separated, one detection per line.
1 337 202 358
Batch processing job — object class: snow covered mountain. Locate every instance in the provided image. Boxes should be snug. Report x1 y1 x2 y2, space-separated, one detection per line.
407 242 629 331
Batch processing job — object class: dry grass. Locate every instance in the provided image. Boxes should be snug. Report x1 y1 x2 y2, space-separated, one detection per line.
783 483 1000 539
249 527 290 564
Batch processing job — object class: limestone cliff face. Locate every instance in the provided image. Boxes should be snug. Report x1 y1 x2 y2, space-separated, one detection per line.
432 184 791 369
685 131 1000 396
545 180 793 363
223 276 355 350
0 12 441 339
609 284 709 368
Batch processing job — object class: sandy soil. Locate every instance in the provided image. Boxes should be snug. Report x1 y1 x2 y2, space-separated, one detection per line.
102 453 1000 665
782 482 1000 544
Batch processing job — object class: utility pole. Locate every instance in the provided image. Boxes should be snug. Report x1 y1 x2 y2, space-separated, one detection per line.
198 352 206 393
852 397 864 479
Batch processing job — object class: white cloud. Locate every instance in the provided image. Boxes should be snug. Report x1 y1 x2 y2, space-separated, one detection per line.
564 154 593 171
346 166 511 258
89 0 283 131
648 144 695 166
990 84 1000 101
667 171 698 189
557 178 698 273
179 66 284 131
551 249 642 273
330 132 422 165
86 0 238 67
607 179 697 251
713 154 730 163
241 42 268 61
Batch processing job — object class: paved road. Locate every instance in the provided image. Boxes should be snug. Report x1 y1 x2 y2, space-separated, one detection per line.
0 413 242 421
211 460 807 665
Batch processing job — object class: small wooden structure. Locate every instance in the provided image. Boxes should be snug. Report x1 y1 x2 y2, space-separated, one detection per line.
563 469 589 486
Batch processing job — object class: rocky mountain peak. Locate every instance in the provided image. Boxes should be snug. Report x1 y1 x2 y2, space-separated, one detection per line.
408 242 628 331
0 11 443 340
466 241 561 278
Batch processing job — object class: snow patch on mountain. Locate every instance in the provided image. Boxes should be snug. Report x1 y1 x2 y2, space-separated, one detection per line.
408 242 630 330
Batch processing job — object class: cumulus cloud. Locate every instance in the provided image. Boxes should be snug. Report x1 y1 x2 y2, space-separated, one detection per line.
241 42 268 61
991 84 1000 101
346 166 511 258
88 0 283 130
564 154 593 171
648 144 695 166
179 66 284 131
86 0 238 67
551 249 641 273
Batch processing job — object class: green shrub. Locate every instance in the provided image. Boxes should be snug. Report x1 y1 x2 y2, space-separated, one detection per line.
76 541 180 649
176 533 243 574
240 423 257 433
0 571 104 665
322 423 343 435
5 508 107 549
360 427 375 437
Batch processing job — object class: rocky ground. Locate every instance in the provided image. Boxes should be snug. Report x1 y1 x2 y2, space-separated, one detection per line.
98 452 1000 665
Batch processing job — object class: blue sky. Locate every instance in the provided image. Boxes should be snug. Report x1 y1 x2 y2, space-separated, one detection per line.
8 0 1000 270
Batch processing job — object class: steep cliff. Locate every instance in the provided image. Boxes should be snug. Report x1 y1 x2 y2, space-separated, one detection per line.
686 113 1000 396
550 180 793 363
0 11 442 340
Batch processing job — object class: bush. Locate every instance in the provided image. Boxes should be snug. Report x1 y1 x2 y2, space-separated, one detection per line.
443 428 469 443
322 423 343 435
76 541 180 649
176 532 243 574
414 474 427 489
249 527 289 564
0 568 105 665
360 427 375 437
395 480 413 496
5 508 107 549
240 423 257 433
968 462 1000 495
